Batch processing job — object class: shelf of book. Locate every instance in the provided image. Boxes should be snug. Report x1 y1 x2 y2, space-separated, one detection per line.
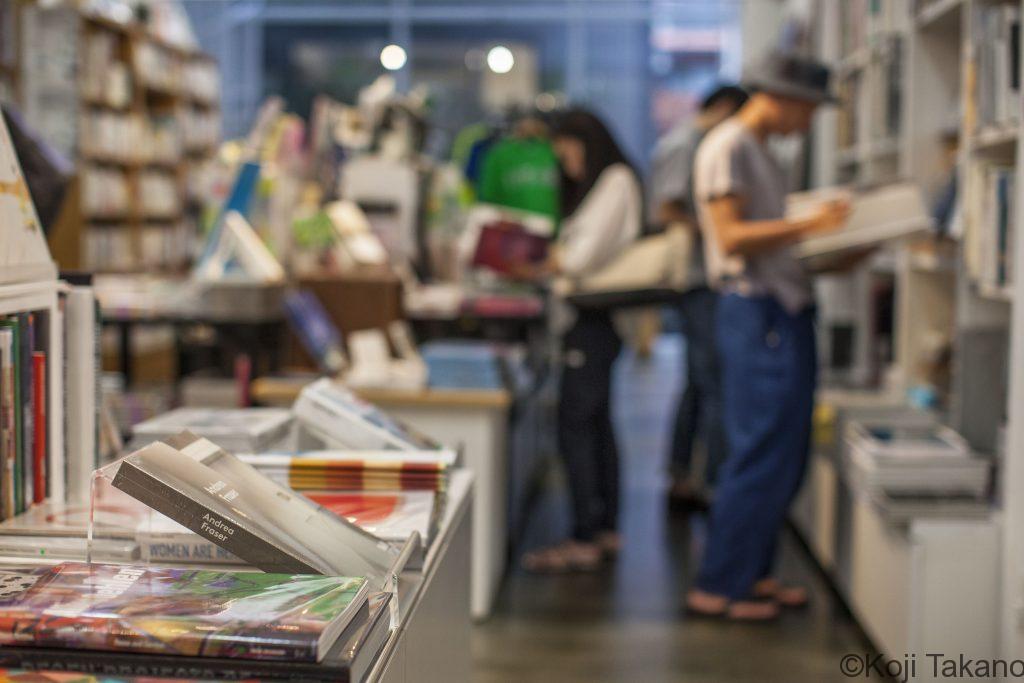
977 281 1015 303
0 281 65 508
972 124 1020 151
11 1 222 275
816 0 1024 663
915 0 965 30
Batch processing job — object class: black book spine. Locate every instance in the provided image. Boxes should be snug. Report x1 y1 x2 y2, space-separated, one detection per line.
111 460 320 575
0 648 349 682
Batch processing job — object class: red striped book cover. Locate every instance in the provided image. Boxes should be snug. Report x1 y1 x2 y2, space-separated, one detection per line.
287 472 445 492
31 352 45 505
288 459 446 474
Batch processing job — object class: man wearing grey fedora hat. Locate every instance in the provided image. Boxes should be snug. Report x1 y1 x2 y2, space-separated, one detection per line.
684 51 852 622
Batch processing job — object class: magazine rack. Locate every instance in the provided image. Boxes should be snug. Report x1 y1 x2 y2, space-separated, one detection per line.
86 434 424 626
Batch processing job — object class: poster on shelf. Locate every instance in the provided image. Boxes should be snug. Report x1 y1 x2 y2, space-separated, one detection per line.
0 114 56 286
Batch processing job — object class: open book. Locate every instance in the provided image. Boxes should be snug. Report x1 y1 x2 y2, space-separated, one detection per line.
101 432 403 585
789 181 934 260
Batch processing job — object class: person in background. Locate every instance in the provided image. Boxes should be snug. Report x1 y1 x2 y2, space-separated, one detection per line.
650 85 749 510
684 53 852 621
520 109 643 572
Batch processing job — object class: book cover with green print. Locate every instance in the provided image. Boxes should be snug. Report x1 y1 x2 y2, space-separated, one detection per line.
0 562 368 662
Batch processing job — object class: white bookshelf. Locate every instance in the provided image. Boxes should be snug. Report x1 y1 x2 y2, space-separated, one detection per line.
0 106 94 507
810 0 1023 662
0 280 65 502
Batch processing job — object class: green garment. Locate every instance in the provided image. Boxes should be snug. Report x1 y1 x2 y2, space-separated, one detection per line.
451 122 491 170
478 137 560 225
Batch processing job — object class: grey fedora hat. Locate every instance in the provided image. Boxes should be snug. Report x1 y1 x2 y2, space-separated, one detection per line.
742 51 839 104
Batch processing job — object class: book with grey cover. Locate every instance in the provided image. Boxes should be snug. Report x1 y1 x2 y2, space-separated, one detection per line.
129 407 292 453
294 378 449 454
103 432 401 585
790 181 934 259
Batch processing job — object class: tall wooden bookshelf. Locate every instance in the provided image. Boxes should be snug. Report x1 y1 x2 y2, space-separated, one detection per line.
14 2 221 275
0 0 19 104
811 0 1024 662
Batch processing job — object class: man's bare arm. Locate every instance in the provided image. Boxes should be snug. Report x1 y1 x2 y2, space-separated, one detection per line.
705 195 850 257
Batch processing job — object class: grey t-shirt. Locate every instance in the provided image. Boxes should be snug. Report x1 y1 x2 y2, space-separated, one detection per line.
649 123 706 287
693 118 812 313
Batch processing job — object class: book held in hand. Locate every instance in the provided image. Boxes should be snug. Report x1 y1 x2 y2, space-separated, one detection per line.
0 562 368 663
789 181 934 260
471 220 550 276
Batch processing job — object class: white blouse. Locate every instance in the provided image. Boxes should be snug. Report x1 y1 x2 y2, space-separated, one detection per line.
557 163 642 278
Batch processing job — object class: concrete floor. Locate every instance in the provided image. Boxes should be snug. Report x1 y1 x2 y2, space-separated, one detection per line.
472 335 871 682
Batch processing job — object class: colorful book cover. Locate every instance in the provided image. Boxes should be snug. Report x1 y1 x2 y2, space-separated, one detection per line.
0 327 14 519
286 471 446 493
241 453 449 492
0 317 22 514
283 290 347 375
304 490 437 543
0 591 392 682
0 562 368 663
471 220 549 276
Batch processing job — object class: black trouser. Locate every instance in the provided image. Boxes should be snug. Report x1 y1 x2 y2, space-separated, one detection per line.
558 311 622 542
669 286 728 486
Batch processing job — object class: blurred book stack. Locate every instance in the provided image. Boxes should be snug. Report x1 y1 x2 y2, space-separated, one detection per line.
844 419 991 520
127 407 293 453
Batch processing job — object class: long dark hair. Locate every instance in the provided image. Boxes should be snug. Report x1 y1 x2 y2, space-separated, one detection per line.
554 108 639 217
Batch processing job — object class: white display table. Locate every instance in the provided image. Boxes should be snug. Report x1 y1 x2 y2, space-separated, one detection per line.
357 387 509 621
372 469 473 682
252 377 511 621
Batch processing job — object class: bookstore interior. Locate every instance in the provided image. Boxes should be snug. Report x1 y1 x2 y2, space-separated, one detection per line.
4 0 1024 680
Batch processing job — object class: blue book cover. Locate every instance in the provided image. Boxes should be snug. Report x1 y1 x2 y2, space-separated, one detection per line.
284 290 346 375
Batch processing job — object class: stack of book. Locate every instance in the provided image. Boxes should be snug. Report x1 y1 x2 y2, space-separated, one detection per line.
240 451 454 493
839 0 869 58
80 166 129 219
844 419 991 520
294 378 451 455
80 30 131 109
128 407 293 453
0 562 391 681
0 480 242 566
102 432 402 581
871 35 903 142
0 428 410 678
839 0 902 57
138 171 180 219
967 162 1017 295
0 312 49 520
836 72 861 155
421 340 506 391
304 490 442 546
971 3 1021 133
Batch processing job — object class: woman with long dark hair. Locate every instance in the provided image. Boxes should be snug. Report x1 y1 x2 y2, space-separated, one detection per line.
521 109 643 573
